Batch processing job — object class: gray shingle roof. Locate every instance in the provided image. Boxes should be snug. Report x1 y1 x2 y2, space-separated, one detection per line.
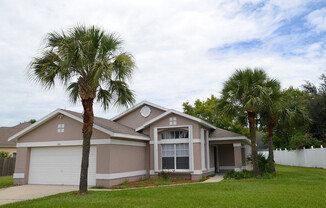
61 109 146 137
209 127 243 138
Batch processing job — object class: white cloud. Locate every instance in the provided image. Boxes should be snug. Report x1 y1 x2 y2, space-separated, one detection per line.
306 7 326 32
0 0 325 126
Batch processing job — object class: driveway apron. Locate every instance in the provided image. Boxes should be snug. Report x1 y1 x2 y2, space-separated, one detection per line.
0 185 78 206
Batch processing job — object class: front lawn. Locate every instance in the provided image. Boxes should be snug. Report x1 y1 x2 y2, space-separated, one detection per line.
2 165 326 207
0 176 13 189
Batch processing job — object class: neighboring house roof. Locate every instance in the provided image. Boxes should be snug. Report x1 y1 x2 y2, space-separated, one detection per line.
135 109 217 131
0 122 31 147
8 109 149 142
111 100 168 121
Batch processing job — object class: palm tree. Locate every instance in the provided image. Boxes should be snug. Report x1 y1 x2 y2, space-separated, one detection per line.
260 86 311 173
219 68 272 176
259 79 282 173
29 25 136 194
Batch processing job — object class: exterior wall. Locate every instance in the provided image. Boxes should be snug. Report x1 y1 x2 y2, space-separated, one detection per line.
96 143 148 187
0 147 16 156
13 147 31 185
149 113 201 141
96 144 146 174
97 175 147 187
17 116 109 143
233 143 242 171
147 113 207 180
193 143 201 170
115 105 165 129
218 144 234 167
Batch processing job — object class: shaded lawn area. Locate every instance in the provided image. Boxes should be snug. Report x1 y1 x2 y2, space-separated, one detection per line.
0 176 13 189
2 165 326 208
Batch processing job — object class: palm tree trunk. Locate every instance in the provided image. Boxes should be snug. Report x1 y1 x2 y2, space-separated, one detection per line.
79 98 94 195
248 112 259 176
267 123 276 173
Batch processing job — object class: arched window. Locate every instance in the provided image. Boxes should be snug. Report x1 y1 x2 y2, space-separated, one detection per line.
161 130 188 139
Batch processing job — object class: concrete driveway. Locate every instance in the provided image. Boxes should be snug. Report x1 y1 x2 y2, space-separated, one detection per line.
0 185 78 206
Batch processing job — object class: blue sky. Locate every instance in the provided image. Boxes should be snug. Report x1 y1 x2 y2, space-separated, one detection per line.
1 0 326 126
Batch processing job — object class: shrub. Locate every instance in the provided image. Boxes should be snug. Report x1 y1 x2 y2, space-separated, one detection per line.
159 170 174 180
289 132 322 149
224 170 254 179
257 153 271 174
0 151 11 158
247 153 271 174
199 176 207 182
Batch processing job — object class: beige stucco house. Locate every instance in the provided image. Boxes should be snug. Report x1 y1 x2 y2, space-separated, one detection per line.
0 122 31 157
10 101 251 187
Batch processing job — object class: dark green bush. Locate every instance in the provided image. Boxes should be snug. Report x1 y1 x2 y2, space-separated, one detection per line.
247 153 271 174
0 151 11 158
224 170 254 179
159 170 173 180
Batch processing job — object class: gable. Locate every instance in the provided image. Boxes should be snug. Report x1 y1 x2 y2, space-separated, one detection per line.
115 104 166 129
149 113 202 139
16 115 110 143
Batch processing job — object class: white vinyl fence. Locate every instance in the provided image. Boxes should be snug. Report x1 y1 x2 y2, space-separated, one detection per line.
259 146 326 169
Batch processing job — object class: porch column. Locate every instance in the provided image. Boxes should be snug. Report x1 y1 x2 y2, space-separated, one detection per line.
233 143 242 172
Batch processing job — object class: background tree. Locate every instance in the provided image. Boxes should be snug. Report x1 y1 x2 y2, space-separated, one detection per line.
183 95 249 137
303 74 326 143
271 87 310 148
219 68 272 176
29 25 135 194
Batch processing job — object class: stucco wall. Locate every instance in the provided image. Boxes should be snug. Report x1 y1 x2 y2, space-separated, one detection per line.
17 116 109 143
97 144 147 174
14 147 31 185
149 113 201 141
115 105 165 129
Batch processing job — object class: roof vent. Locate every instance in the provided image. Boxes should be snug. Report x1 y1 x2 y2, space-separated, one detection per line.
140 105 151 118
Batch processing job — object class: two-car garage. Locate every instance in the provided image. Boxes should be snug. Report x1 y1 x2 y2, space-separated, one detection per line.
28 146 97 186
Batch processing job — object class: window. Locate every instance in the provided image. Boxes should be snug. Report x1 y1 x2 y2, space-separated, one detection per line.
57 124 64 133
162 144 189 169
169 117 177 125
161 130 188 139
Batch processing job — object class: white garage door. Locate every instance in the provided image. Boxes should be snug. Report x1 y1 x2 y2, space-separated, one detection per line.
28 146 97 186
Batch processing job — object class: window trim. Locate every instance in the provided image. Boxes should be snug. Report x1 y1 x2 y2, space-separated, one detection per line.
161 143 190 170
154 125 194 173
161 130 189 140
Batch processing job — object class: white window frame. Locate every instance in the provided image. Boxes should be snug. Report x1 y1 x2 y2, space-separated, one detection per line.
57 124 64 133
162 143 189 171
154 125 193 173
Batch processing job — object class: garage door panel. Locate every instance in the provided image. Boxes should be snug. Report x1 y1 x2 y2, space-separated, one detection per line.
28 146 96 186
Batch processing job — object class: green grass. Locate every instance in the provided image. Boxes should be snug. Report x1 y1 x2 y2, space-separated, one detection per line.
2 165 326 208
0 176 13 189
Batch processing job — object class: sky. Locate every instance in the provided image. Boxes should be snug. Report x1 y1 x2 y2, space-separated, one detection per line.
1 0 326 126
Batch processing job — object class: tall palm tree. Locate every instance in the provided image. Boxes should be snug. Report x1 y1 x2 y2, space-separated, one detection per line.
259 79 282 173
260 85 311 173
29 25 136 194
219 68 272 176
